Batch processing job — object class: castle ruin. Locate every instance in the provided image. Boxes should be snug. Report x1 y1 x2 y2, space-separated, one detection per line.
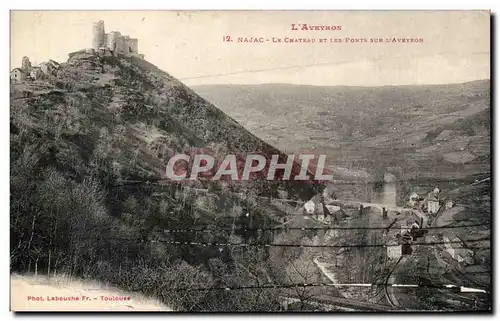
92 20 143 58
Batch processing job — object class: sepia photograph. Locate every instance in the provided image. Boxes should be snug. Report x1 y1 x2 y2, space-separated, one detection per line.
9 10 491 312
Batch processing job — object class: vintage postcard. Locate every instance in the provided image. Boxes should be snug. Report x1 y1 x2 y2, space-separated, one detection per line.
10 10 491 312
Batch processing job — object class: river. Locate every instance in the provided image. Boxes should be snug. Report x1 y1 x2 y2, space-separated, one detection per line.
372 177 397 206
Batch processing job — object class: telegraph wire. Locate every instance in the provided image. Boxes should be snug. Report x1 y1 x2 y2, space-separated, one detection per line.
398 271 492 275
146 280 490 294
80 234 490 249
145 238 490 249
179 58 381 81
177 51 489 81
110 175 491 188
160 223 490 233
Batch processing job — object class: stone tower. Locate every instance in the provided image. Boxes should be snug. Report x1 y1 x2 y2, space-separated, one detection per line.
92 20 105 50
106 31 121 53
21 56 32 73
129 38 139 54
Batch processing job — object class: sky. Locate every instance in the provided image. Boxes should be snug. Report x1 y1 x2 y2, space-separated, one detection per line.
10 10 490 86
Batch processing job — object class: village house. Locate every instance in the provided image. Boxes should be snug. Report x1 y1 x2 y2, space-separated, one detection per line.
445 198 454 209
427 194 440 214
304 194 342 223
325 205 347 224
316 207 330 223
38 60 60 75
30 67 43 80
400 223 408 235
304 194 323 215
421 188 440 214
315 201 325 216
401 231 414 255
304 198 316 214
409 192 419 201
313 201 329 221
407 191 420 208
387 240 402 260
277 189 288 200
10 68 26 82
10 56 59 82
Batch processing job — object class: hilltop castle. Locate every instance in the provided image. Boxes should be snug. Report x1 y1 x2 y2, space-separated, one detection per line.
91 20 143 58
11 21 143 82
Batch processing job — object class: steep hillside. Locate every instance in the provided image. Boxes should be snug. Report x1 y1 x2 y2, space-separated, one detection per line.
192 81 491 181
11 52 321 195
10 52 320 311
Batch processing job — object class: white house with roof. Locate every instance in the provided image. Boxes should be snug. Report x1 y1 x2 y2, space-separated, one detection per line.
30 67 43 80
445 198 454 209
409 192 419 200
427 194 440 214
304 195 324 215
10 68 26 82
304 199 317 214
387 243 402 259
407 192 420 207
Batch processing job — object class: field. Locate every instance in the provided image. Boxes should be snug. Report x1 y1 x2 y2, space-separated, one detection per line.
193 80 490 182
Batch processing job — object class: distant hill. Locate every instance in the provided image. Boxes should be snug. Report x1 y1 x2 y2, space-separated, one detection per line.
192 80 491 181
